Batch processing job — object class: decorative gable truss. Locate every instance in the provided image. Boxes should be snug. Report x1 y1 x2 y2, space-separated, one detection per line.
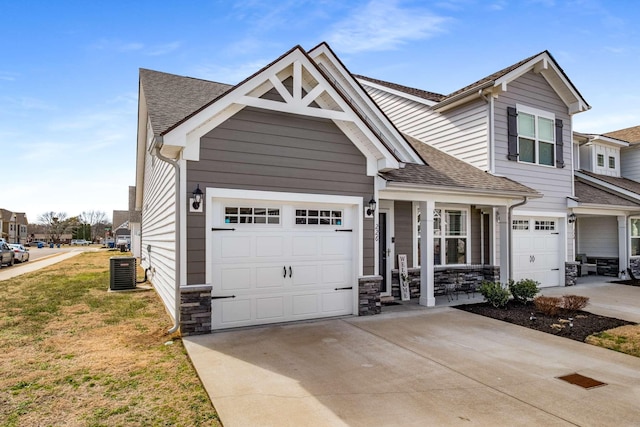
161 47 411 176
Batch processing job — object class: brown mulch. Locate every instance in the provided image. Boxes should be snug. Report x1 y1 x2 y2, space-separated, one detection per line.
455 300 635 342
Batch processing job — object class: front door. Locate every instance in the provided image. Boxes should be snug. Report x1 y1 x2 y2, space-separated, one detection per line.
378 212 388 294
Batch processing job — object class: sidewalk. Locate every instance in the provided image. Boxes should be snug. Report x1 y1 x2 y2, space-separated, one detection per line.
0 249 86 281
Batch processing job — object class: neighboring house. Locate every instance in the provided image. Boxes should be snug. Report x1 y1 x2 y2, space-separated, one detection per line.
571 126 640 277
0 209 28 244
357 50 589 288
135 43 593 335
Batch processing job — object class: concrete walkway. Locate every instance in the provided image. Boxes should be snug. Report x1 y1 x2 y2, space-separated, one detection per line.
0 249 88 281
185 278 640 427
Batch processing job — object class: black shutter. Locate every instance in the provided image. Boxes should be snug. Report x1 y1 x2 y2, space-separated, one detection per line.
555 118 564 168
507 107 518 161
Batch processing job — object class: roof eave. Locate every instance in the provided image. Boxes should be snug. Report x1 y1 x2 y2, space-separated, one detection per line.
382 180 541 199
433 81 494 112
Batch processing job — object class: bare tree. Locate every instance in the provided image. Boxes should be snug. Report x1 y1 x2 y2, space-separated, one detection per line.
79 210 108 242
37 211 69 243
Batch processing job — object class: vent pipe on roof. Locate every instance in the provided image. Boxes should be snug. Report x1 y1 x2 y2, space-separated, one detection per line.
152 139 182 335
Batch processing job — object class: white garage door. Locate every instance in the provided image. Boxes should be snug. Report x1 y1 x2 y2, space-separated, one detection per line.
512 217 561 287
210 198 356 330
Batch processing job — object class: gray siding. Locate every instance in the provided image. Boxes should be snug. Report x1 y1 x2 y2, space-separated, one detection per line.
141 147 177 319
363 86 489 170
186 106 374 284
494 71 573 212
621 147 640 181
394 201 413 268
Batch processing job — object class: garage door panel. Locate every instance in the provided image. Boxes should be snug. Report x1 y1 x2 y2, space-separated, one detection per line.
292 294 319 315
321 235 350 256
220 267 252 290
291 264 318 286
256 297 285 320
218 299 252 324
256 236 285 257
513 217 561 287
322 291 350 313
255 266 286 288
292 236 318 256
321 263 349 284
220 236 253 258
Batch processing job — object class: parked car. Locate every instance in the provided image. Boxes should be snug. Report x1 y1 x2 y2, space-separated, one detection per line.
71 239 90 246
0 242 15 268
8 244 29 263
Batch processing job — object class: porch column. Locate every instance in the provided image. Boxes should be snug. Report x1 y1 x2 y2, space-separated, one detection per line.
618 216 628 276
497 206 509 284
419 200 435 307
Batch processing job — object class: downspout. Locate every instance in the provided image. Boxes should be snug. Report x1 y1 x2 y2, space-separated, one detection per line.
152 139 182 334
508 197 529 280
479 89 495 173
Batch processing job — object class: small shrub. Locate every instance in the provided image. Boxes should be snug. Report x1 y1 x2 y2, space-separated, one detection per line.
508 279 540 304
479 281 510 308
533 296 562 316
562 295 589 313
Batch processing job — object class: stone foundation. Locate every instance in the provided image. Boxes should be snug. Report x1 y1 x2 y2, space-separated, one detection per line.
565 262 578 286
180 284 212 336
358 275 382 315
390 265 500 299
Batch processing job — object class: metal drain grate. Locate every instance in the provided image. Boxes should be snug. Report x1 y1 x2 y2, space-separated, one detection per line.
557 373 606 389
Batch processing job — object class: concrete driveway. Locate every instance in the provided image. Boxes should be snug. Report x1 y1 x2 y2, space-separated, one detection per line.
184 281 640 427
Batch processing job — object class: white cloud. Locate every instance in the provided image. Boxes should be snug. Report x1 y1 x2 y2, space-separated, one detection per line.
192 59 271 84
0 71 18 81
147 41 182 56
325 0 451 54
90 39 181 56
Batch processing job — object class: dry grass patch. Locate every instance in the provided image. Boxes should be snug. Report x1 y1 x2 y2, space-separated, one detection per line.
0 250 220 427
586 324 640 358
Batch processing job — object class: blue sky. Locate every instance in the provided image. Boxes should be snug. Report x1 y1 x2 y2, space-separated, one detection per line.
1 0 639 223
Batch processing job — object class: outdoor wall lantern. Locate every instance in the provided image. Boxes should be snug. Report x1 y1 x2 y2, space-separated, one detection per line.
191 184 203 210
568 213 576 224
366 198 377 216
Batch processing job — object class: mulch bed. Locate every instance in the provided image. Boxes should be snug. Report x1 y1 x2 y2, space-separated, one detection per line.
456 300 635 342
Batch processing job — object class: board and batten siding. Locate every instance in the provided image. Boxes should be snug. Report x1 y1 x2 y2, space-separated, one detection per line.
394 201 413 268
494 71 573 213
141 146 178 320
577 216 618 257
363 85 489 170
186 106 375 285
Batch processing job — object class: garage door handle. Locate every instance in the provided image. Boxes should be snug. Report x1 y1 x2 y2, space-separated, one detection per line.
211 295 236 299
335 286 353 291
552 268 560 271
289 266 292 278
335 229 353 232
211 227 236 231
283 266 287 278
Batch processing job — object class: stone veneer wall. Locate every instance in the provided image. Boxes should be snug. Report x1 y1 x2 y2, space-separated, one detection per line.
358 275 382 315
629 258 640 278
180 285 212 336
565 262 578 286
390 265 500 299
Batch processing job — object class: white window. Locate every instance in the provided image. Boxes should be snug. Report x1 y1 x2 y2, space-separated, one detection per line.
512 220 529 230
417 208 469 266
631 218 640 256
534 220 556 231
224 207 280 224
517 105 555 166
295 209 343 225
597 154 604 167
609 156 615 169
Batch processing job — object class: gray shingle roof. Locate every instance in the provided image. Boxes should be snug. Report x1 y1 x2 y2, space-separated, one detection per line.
354 75 445 102
574 177 640 207
380 135 540 196
579 170 640 196
140 68 232 136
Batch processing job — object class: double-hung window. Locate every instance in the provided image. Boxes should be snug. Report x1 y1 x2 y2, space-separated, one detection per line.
517 105 555 166
417 208 469 266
